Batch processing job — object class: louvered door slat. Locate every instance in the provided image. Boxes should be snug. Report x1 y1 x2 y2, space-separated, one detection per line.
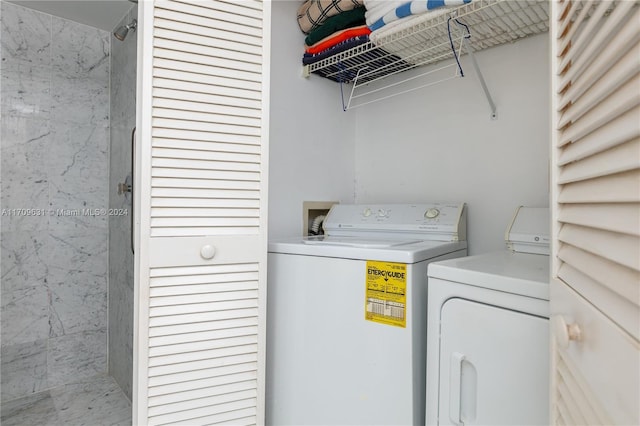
557 169 640 203
136 1 269 424
152 140 261 153
154 7 261 36
148 340 258 366
148 345 258 369
558 106 640 165
558 8 640 111
154 75 260 100
154 48 261 74
154 27 262 55
154 38 262 65
150 208 259 218
151 198 260 209
153 88 261 114
153 58 262 82
149 355 258 381
557 245 639 305
153 68 262 93
558 75 640 147
148 389 257 419
151 158 259 172
151 179 259 191
153 107 262 126
149 399 256 424
148 379 256 407
152 147 260 163
557 203 640 236
149 316 258 335
152 118 262 136
172 0 263 15
149 363 258 389
153 97 262 118
156 0 262 29
558 138 639 182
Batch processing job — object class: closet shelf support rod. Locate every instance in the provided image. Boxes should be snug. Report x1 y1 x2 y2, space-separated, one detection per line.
462 36 497 119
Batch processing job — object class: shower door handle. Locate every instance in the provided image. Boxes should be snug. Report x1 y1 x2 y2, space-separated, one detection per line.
131 127 136 254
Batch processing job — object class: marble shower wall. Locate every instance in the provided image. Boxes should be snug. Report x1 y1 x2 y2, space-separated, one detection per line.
109 6 136 401
1 2 110 402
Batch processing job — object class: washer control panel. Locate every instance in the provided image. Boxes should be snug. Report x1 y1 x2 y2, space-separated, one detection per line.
324 203 467 241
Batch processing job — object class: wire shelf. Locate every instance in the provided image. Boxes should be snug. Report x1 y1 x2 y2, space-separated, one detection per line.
303 0 550 110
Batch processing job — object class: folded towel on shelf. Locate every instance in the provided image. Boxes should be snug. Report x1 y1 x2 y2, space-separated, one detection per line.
363 0 406 27
305 7 366 46
297 0 365 34
305 25 372 54
368 0 471 31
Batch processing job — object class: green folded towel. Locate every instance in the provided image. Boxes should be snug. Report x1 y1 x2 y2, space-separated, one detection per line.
305 7 367 46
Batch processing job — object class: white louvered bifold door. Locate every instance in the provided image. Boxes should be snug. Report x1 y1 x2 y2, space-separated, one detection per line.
134 1 271 424
550 1 640 425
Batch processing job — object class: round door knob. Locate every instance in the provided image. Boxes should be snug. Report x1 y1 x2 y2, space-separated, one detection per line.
552 316 582 349
200 244 216 260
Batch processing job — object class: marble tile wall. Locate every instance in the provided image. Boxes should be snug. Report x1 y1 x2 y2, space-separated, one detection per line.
108 7 136 402
1 2 110 402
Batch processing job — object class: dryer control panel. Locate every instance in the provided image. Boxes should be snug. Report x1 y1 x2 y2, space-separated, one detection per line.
505 206 550 255
323 203 467 242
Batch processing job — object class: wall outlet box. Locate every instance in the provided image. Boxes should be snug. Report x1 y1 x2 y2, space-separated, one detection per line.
303 201 339 236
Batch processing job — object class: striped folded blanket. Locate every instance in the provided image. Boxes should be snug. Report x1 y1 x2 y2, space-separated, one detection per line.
297 0 365 34
368 0 472 31
363 0 406 27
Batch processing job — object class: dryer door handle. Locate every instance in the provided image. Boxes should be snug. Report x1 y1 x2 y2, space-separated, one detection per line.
449 352 465 425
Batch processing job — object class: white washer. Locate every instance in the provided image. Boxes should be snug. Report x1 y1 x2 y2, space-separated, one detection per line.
425 206 550 426
267 203 468 426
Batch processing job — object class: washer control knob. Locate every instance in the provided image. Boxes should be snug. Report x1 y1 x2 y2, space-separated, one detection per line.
377 209 388 218
200 244 216 260
425 208 440 219
363 208 372 217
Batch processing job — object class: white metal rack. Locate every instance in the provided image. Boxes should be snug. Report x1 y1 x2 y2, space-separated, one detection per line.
303 0 549 112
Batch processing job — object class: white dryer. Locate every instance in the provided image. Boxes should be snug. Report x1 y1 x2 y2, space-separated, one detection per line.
425 206 550 426
267 203 468 426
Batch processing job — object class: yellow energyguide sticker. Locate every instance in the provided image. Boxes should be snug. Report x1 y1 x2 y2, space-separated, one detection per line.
365 260 407 328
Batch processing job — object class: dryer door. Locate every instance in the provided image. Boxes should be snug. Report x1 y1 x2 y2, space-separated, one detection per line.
438 298 549 425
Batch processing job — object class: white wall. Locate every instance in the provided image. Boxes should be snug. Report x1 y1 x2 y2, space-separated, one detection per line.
353 34 550 254
268 1 356 240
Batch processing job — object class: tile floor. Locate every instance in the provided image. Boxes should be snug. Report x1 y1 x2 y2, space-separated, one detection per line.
0 374 131 426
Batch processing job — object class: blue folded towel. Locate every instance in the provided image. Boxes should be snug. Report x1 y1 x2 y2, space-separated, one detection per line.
369 0 472 31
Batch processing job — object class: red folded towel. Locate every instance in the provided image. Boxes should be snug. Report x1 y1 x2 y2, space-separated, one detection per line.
304 25 371 54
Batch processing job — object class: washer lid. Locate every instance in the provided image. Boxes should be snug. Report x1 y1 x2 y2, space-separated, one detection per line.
269 238 467 263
